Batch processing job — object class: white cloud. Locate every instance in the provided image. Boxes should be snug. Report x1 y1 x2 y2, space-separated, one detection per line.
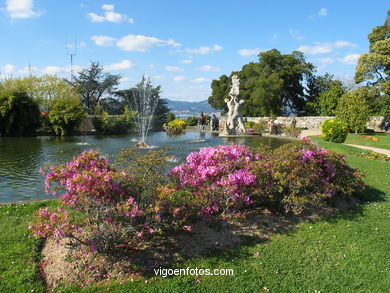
6 0 43 19
173 76 186 82
297 41 357 55
87 4 134 23
186 44 223 55
191 77 210 83
318 8 328 17
116 34 180 52
153 75 164 80
199 65 220 72
105 59 135 71
165 65 184 72
289 29 304 40
333 40 357 48
18 66 38 75
309 8 328 20
238 48 262 57
119 77 132 83
101 4 114 11
317 57 335 64
3 64 15 74
212 44 223 51
180 59 192 64
297 45 332 55
339 54 360 65
41 66 64 75
91 35 116 46
167 39 181 48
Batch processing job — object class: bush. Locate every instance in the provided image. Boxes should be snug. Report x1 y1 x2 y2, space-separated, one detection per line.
29 141 366 253
47 96 86 136
169 144 258 215
283 126 302 137
186 116 199 126
336 87 373 133
245 121 255 128
92 103 109 132
30 150 176 253
321 119 348 143
0 91 40 136
167 118 187 135
93 106 134 134
250 140 365 213
253 121 267 133
166 112 176 123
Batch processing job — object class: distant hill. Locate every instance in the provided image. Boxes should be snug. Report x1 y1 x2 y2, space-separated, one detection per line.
163 99 220 117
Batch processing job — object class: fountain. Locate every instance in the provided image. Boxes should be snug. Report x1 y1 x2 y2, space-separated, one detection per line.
126 76 159 148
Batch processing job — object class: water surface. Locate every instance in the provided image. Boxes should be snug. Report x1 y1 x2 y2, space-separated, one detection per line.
0 132 292 203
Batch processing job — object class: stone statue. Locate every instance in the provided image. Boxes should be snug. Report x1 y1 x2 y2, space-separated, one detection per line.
221 75 246 135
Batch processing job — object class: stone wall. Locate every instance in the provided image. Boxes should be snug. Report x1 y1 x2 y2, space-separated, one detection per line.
219 116 388 132
77 116 94 132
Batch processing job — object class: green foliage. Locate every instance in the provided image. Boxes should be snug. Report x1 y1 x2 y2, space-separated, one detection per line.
355 11 390 112
167 118 187 134
0 74 77 110
253 120 267 133
336 87 373 133
115 77 168 131
209 49 315 116
114 148 170 199
283 126 302 137
0 91 40 136
245 121 255 128
92 102 109 132
186 116 198 126
166 112 176 123
321 119 349 143
47 96 86 136
106 107 134 134
75 62 121 114
308 82 346 116
251 141 364 213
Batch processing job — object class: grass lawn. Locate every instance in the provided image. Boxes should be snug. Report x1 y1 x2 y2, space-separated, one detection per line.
1 139 389 293
344 132 390 150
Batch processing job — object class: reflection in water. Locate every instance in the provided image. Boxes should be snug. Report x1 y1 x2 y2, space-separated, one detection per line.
0 132 293 202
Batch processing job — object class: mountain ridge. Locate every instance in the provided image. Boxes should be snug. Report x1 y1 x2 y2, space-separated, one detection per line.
163 99 220 117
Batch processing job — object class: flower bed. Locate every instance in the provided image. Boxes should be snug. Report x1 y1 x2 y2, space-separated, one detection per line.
29 140 365 287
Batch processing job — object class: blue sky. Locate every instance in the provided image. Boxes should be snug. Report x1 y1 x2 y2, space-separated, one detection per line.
0 1 388 101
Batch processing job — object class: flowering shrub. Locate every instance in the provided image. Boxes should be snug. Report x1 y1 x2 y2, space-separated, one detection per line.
322 119 348 143
250 140 365 213
30 150 164 252
351 151 390 161
167 118 187 135
169 144 258 215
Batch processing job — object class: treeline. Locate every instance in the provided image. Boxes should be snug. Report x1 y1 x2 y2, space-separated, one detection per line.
209 12 389 123
0 62 169 136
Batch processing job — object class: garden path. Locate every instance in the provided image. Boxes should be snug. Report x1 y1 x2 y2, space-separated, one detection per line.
344 144 390 157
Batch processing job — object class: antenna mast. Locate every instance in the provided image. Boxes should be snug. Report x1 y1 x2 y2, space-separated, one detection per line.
66 37 77 82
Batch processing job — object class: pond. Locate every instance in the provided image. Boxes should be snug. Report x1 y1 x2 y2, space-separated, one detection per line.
0 131 293 203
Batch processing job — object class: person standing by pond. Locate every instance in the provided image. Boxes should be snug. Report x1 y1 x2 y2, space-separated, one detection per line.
211 114 219 131
199 112 205 130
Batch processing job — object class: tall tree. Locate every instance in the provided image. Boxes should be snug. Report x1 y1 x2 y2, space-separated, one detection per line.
305 74 346 116
336 87 373 133
208 49 315 116
355 10 390 115
75 62 121 114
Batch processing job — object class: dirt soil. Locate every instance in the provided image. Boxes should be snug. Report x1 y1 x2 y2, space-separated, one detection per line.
41 197 359 291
